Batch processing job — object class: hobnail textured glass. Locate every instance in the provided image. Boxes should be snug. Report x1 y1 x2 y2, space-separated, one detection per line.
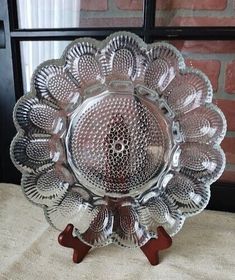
10 32 226 248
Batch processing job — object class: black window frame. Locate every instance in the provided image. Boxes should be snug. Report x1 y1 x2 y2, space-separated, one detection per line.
1 0 234 211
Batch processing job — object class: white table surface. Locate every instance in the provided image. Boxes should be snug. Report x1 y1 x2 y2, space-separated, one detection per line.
1 183 235 280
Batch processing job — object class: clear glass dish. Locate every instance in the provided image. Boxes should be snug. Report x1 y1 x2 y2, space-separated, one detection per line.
10 32 226 248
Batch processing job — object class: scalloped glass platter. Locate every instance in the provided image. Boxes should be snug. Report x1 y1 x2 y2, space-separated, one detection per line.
11 32 226 248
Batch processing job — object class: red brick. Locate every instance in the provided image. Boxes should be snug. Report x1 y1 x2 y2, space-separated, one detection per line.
158 17 235 26
157 0 227 10
185 59 220 91
219 170 235 183
81 0 108 11
80 17 142 27
115 0 227 10
172 41 235 54
221 137 235 164
216 99 235 131
225 61 235 94
115 0 143 10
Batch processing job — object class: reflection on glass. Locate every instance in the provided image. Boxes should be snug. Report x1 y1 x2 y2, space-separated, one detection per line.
20 41 71 92
17 0 80 28
16 0 143 28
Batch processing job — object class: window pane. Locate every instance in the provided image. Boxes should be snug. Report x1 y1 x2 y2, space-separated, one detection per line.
16 0 143 28
20 41 71 92
155 0 235 26
167 40 235 183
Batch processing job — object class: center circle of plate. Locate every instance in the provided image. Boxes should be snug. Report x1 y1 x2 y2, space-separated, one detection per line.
66 93 170 196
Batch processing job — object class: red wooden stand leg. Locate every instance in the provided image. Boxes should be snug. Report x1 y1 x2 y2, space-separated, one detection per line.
58 224 91 263
59 225 171 265
140 226 172 266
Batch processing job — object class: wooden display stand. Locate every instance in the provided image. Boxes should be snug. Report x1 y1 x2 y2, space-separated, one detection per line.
58 224 172 266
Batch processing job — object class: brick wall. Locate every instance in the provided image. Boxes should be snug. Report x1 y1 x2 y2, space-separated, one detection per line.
80 0 142 27
109 0 235 26
81 0 235 27
156 0 235 26
79 0 235 183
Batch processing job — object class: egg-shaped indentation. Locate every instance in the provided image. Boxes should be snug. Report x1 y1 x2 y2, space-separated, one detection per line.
119 206 139 235
14 96 41 133
102 33 142 81
29 104 66 134
45 187 91 231
10 134 63 173
147 197 171 224
179 104 226 144
179 142 225 183
166 174 195 203
89 205 110 233
143 43 185 92
34 64 80 111
144 196 185 236
165 173 210 216
115 204 150 247
65 39 104 87
22 165 73 206
79 204 114 247
14 95 65 135
162 70 212 115
167 83 196 111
